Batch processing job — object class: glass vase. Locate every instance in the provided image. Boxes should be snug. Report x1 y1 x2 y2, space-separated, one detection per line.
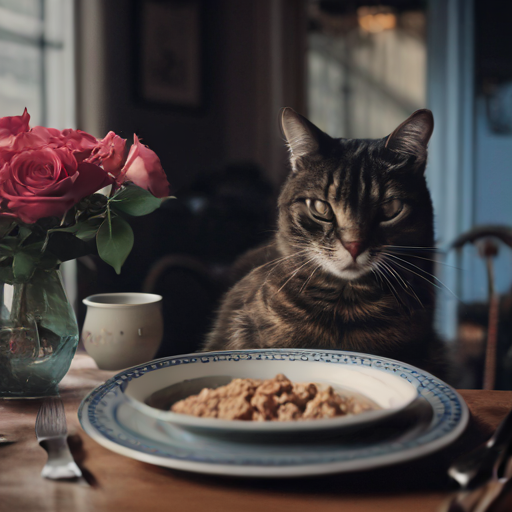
0 268 79 398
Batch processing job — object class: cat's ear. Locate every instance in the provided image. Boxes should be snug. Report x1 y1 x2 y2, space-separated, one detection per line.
385 109 434 166
281 108 328 171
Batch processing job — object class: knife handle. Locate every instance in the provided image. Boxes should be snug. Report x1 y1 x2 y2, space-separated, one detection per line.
489 408 512 449
39 437 83 480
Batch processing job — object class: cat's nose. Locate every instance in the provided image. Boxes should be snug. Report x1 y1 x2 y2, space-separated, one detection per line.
342 241 364 260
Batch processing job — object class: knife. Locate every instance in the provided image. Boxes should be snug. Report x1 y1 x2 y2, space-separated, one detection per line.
448 407 512 489
35 397 83 480
444 457 512 512
444 413 512 512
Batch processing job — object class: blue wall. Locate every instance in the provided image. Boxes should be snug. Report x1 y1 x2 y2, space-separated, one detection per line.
463 97 512 303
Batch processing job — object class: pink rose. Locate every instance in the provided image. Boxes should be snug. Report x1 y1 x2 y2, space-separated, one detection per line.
0 109 30 147
118 135 170 198
0 147 113 223
56 129 98 162
87 131 127 176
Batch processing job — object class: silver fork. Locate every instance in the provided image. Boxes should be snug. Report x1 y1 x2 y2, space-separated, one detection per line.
35 397 83 480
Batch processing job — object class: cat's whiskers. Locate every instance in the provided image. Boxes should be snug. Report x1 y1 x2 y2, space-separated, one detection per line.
384 249 462 270
370 267 383 287
258 249 311 285
378 258 424 309
299 262 324 294
381 253 438 288
383 252 449 288
383 245 441 252
257 247 309 271
378 260 408 301
277 257 316 293
260 245 315 287
372 261 403 308
312 243 337 253
382 253 459 300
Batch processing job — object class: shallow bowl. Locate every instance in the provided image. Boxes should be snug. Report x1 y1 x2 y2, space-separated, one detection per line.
121 349 419 437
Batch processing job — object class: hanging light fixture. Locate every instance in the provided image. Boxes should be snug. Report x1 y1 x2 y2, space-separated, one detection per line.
357 6 397 33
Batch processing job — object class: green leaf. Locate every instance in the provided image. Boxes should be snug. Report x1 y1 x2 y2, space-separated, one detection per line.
0 242 15 254
88 193 109 210
18 225 32 244
110 184 163 216
13 243 60 275
13 250 37 282
75 218 103 241
26 243 59 270
48 224 80 235
0 237 23 262
96 215 134 274
47 218 103 243
0 218 15 238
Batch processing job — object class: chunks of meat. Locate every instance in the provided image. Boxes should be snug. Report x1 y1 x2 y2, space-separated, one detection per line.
171 374 376 421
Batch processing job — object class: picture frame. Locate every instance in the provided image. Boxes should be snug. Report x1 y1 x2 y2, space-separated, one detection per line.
135 0 203 109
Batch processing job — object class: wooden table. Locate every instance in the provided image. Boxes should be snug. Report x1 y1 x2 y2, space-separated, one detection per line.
1 353 512 512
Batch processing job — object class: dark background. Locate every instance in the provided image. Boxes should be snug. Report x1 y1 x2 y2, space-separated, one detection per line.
73 0 512 388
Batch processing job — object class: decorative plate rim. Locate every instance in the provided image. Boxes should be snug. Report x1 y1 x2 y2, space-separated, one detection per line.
78 349 469 477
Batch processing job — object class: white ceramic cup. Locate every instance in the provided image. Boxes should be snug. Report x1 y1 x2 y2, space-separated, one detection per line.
82 293 164 371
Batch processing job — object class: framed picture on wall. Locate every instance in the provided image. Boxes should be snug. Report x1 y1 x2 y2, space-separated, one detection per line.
136 0 203 109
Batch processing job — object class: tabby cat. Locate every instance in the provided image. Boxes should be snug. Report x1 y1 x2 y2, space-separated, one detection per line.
203 108 446 376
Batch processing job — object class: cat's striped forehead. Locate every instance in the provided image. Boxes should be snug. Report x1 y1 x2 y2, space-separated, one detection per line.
321 140 398 212
281 136 412 215
328 164 378 207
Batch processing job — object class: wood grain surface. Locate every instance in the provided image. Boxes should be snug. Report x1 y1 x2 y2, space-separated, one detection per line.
1 353 512 512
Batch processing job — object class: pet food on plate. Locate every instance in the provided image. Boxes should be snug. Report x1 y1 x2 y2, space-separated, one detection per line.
170 373 377 421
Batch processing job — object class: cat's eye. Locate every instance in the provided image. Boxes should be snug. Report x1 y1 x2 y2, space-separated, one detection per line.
381 199 404 221
305 199 334 221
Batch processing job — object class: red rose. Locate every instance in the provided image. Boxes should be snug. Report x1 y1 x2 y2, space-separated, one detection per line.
0 109 168 224
52 129 98 163
0 147 113 223
0 114 50 165
118 135 170 198
5 128 52 157
0 121 99 166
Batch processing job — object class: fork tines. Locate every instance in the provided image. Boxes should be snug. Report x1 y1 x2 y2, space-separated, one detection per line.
35 397 68 441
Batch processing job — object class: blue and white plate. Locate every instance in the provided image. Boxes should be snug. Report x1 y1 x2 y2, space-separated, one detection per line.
78 349 469 477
